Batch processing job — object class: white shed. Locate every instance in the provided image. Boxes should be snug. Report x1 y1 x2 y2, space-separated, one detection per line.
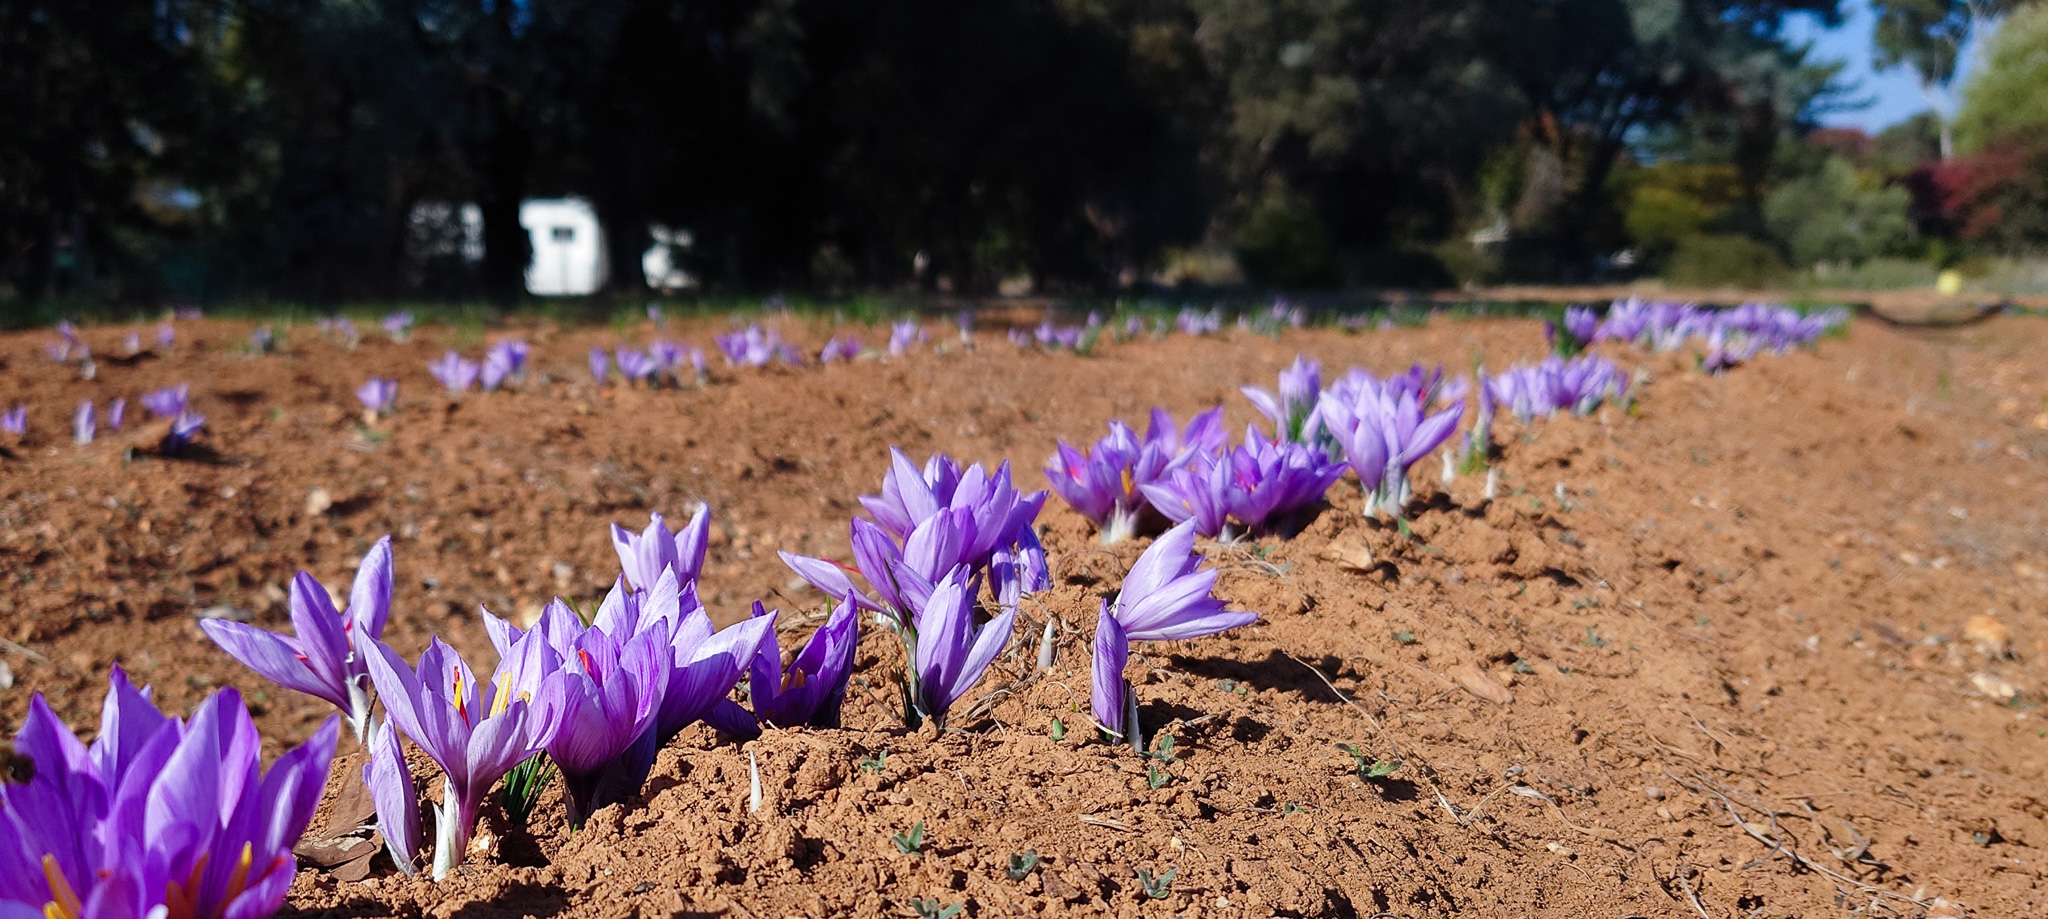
521 198 608 295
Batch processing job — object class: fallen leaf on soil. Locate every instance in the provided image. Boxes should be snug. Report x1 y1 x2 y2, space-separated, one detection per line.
1965 614 2012 658
293 834 375 869
1448 663 1514 705
1969 672 2019 702
1318 534 1375 571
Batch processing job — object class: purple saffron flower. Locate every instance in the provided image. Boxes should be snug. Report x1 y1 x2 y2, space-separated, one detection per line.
888 321 925 356
1 405 24 436
429 351 480 393
614 346 658 383
1242 356 1323 443
479 340 527 391
0 668 337 919
818 334 861 363
530 620 673 827
156 320 176 349
140 384 189 419
910 567 1016 729
1316 385 1464 518
361 635 546 879
105 398 124 432
1090 605 1134 746
200 536 395 741
1562 306 1599 345
1141 429 1343 537
357 377 398 415
71 401 93 445
1045 407 1221 543
748 594 861 729
363 719 420 874
123 331 141 355
383 311 415 341
860 449 1049 580
1110 521 1256 640
780 510 975 621
716 325 790 367
611 506 712 593
589 347 610 385
163 412 205 454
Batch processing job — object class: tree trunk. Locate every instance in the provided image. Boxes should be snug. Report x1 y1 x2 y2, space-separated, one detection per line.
479 119 533 305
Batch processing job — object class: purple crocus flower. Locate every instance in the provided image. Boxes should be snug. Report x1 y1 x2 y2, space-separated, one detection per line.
647 340 684 377
909 567 1016 729
716 326 789 367
1090 606 1134 746
611 506 712 593
1316 385 1464 518
589 347 610 385
1044 407 1223 543
71 401 93 445
530 619 672 827
357 377 398 415
857 448 1050 597
105 398 124 432
156 320 176 349
780 509 976 621
383 311 415 341
748 594 860 729
140 384 188 419
1110 520 1256 641
123 331 141 355
888 321 925 356
1140 428 1343 537
1561 306 1600 345
818 335 861 363
0 668 337 919
361 636 546 878
363 720 420 875
200 536 395 741
1 404 24 436
163 412 206 455
614 346 658 383
429 351 480 393
1242 356 1323 443
479 340 527 391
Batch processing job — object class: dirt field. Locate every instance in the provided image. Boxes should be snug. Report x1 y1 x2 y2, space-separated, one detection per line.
3 308 2046 918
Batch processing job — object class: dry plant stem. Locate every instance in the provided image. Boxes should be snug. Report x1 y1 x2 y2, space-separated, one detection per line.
1670 770 1930 912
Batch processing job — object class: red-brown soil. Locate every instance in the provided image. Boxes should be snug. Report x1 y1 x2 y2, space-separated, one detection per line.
3 310 2046 918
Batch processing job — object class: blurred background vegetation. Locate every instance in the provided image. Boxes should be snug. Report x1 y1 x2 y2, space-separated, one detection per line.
3 0 2044 318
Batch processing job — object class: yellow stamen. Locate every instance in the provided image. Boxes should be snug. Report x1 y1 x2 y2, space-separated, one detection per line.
220 842 254 907
41 855 82 919
452 672 469 724
491 675 513 717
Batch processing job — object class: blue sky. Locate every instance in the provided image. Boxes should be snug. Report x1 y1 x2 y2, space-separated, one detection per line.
1784 0 1993 134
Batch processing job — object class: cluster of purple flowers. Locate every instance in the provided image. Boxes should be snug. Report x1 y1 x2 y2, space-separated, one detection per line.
888 320 926 356
781 449 1050 727
382 311 415 341
1 668 337 919
818 334 862 363
1175 308 1222 336
715 326 803 367
1044 408 1226 542
45 321 87 363
1563 299 1848 372
69 398 127 445
600 340 707 386
1010 320 1090 351
1314 366 1466 518
135 384 206 453
1481 354 1630 425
